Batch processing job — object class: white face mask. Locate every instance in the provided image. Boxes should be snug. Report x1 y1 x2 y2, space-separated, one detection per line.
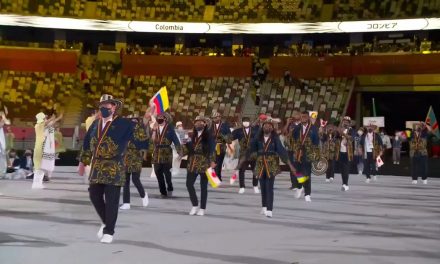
357 131 363 136
242 122 250 128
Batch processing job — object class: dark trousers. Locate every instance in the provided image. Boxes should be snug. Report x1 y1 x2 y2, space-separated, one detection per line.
339 152 350 185
154 163 173 195
239 159 257 188
364 152 376 179
259 172 275 211
411 155 428 180
89 184 121 236
215 150 226 181
186 172 208 209
295 161 312 196
288 152 299 188
326 159 336 179
123 171 145 204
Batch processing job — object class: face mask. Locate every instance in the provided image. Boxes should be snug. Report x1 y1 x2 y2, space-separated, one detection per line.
9 154 16 158
157 119 165 125
368 129 373 133
380 132 384 136
99 107 112 118
357 131 363 136
263 128 272 134
25 154 32 157
242 122 250 127
195 126 204 132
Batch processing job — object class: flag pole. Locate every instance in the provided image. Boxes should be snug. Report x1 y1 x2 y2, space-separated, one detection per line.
372 97 377 117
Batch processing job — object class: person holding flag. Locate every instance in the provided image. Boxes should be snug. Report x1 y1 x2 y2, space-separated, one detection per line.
149 86 182 197
245 117 296 218
182 115 216 216
229 117 259 194
360 124 383 183
292 111 320 202
211 111 231 181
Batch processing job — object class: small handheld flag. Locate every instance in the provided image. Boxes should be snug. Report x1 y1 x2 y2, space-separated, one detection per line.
230 171 238 185
151 86 170 115
206 168 221 188
425 106 439 138
295 173 309 184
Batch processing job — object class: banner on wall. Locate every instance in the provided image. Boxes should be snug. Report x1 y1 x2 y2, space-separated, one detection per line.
0 15 439 34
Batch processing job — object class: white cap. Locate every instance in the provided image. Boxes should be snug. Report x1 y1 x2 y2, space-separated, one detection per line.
36 112 46 124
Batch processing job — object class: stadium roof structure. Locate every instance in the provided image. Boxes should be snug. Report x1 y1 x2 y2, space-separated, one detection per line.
0 14 439 34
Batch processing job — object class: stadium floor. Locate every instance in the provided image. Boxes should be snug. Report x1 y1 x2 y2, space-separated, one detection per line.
1 167 439 264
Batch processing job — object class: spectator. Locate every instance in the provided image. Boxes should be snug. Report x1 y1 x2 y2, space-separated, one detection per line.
392 131 403 165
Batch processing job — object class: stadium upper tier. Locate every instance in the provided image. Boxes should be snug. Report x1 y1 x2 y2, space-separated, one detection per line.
0 0 439 22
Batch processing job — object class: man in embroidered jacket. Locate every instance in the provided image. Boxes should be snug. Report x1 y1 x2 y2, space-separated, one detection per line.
283 108 301 190
81 95 133 244
120 116 150 210
292 111 320 202
360 124 383 182
211 112 231 181
246 118 296 217
230 117 260 193
409 122 432 184
151 112 182 197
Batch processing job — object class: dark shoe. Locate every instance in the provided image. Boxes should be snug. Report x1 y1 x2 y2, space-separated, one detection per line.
26 174 34 180
43 176 50 182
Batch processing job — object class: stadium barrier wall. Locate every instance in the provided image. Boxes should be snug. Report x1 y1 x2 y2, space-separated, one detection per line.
122 55 252 77
270 54 440 78
0 48 77 73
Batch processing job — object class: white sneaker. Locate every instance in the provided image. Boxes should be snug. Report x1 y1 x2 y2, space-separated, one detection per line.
197 209 205 216
119 203 130 210
341 185 349 191
330 177 334 182
373 176 377 181
325 179 330 183
253 186 260 194
142 195 149 207
295 187 304 199
305 195 312 202
412 180 418 184
422 180 428 185
189 206 199 215
365 178 371 183
397 162 400 165
97 224 105 239
260 207 267 215
100 234 113 244
238 188 245 194
265 211 273 218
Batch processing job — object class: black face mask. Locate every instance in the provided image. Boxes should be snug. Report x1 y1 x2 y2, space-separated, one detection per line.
157 119 165 125
263 128 272 135
99 107 112 118
195 126 204 132
368 129 373 133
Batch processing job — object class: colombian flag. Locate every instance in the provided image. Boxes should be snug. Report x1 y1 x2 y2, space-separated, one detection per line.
426 106 440 138
152 86 170 115
295 173 309 184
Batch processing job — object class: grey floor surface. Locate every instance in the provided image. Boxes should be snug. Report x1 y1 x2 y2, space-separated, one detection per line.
1 167 439 264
